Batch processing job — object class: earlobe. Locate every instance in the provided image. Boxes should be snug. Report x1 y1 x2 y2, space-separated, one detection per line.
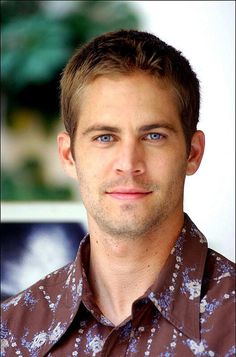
186 130 205 176
57 132 78 179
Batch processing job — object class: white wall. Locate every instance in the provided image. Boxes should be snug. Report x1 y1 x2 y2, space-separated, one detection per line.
131 1 235 261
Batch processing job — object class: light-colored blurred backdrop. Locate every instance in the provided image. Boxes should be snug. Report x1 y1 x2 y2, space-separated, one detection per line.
2 1 235 262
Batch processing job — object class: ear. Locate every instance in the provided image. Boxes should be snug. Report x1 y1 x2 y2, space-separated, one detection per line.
186 130 205 176
57 132 78 180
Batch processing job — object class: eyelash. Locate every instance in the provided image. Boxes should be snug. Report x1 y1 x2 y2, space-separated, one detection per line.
95 135 115 143
143 133 165 141
93 133 166 143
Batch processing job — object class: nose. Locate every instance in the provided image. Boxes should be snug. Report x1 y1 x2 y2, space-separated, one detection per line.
113 139 145 176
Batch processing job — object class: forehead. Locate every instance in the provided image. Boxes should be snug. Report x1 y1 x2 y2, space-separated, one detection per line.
77 72 181 129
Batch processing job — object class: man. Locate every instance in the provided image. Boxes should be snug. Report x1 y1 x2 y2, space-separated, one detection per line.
1 30 235 356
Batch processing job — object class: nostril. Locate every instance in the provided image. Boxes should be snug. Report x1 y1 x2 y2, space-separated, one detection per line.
115 167 143 175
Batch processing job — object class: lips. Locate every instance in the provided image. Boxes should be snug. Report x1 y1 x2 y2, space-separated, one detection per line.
106 187 152 200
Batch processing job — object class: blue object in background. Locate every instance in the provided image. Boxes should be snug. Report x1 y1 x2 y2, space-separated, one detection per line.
1 222 86 301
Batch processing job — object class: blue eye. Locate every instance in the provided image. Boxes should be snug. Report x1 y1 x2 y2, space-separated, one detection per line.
146 133 163 140
96 135 114 142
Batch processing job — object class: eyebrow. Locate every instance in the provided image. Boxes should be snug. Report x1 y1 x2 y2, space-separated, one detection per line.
82 122 177 136
138 123 177 133
82 125 121 136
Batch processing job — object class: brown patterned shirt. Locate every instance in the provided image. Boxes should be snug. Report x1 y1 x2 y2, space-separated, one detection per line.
1 214 235 356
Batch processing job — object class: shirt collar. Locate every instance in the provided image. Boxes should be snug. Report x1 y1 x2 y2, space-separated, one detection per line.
63 234 89 311
148 214 208 341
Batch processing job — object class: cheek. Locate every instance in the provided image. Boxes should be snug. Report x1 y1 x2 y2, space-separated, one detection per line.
76 159 100 191
147 153 171 172
77 150 113 180
148 152 187 181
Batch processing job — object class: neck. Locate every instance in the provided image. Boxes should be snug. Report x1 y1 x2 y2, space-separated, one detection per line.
87 211 184 326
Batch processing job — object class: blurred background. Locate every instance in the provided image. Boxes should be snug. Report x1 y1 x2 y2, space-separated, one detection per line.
1 1 235 300
1 0 140 201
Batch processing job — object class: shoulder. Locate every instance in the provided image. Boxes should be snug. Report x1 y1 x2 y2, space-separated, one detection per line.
1 261 72 313
203 248 235 290
200 248 235 337
1 262 74 356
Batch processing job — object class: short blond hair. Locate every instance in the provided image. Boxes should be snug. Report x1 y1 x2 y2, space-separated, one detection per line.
60 30 200 153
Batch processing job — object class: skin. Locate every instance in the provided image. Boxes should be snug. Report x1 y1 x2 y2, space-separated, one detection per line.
58 72 205 325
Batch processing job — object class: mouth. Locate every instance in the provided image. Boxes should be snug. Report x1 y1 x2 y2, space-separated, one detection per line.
105 187 153 201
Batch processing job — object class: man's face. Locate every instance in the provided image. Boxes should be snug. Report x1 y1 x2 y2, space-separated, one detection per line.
59 72 202 238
